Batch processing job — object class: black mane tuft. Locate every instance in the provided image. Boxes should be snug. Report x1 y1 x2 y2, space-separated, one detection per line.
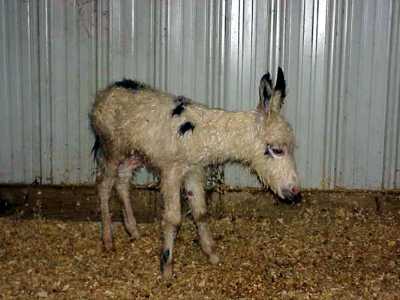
172 96 191 117
114 79 145 91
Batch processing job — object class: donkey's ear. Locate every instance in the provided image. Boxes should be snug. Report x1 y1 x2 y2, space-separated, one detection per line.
274 67 286 98
258 72 273 113
269 67 286 112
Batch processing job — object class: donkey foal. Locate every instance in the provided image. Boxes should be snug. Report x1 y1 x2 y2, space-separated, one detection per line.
90 68 301 279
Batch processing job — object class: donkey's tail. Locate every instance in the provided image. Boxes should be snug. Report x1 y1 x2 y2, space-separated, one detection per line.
91 134 102 161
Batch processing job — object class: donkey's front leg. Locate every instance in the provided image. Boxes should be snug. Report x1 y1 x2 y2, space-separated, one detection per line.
185 169 219 265
115 157 142 240
160 168 183 279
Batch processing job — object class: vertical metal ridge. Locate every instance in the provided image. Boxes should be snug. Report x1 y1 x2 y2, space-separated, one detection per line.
217 0 226 109
50 0 68 183
393 1 400 188
29 0 41 183
384 0 400 188
206 0 214 106
66 0 79 183
38 0 51 183
154 0 168 90
323 0 337 188
335 0 352 187
0 0 11 182
19 0 40 183
78 0 97 183
96 0 109 89
8 0 23 182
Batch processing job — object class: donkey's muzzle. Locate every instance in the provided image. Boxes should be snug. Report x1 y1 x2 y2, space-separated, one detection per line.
281 187 302 204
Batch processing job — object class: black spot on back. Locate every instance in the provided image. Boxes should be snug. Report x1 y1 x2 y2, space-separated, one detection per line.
172 96 191 117
178 122 195 136
114 79 145 91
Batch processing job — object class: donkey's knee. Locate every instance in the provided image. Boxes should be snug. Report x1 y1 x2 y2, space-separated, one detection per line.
116 180 140 240
184 173 219 265
187 193 207 223
163 208 182 227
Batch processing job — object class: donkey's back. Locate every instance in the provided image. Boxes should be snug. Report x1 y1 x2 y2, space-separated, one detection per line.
91 79 199 164
91 79 247 167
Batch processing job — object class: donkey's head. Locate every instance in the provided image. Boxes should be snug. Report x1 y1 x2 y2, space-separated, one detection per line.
252 68 301 203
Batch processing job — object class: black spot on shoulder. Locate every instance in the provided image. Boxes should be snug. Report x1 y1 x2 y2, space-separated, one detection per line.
172 103 185 116
171 96 191 117
178 122 195 136
114 79 145 91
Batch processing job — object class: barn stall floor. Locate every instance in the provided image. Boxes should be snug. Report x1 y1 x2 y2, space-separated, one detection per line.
1 207 400 299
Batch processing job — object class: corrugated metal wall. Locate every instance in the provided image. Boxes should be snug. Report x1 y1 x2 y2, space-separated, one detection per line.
0 0 399 189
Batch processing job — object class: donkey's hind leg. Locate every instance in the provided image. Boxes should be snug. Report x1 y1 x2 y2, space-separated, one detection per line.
97 159 118 251
184 168 219 265
115 157 142 240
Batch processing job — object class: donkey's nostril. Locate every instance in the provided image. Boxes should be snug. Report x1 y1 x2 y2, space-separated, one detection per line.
291 186 300 195
281 187 302 204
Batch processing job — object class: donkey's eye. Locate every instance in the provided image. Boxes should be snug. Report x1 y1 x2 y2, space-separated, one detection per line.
265 145 285 157
271 148 284 155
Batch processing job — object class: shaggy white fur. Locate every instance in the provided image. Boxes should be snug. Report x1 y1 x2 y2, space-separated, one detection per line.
90 68 300 279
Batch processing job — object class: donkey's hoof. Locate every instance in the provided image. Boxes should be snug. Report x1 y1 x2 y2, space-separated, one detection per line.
103 245 115 252
128 231 140 241
103 240 115 252
209 254 220 265
161 264 173 280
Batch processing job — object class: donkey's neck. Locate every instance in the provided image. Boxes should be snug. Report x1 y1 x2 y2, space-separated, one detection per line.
199 110 263 165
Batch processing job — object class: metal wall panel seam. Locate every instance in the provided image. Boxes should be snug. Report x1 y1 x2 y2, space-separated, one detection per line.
335 0 351 187
323 0 338 188
368 0 391 187
394 1 400 188
49 1 68 183
10 0 24 182
38 0 52 183
78 0 97 183
66 1 80 183
384 0 400 188
310 0 328 187
28 0 42 183
109 0 122 82
95 0 109 90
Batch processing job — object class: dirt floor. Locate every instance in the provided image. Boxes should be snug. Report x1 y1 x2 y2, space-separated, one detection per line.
1 205 400 299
